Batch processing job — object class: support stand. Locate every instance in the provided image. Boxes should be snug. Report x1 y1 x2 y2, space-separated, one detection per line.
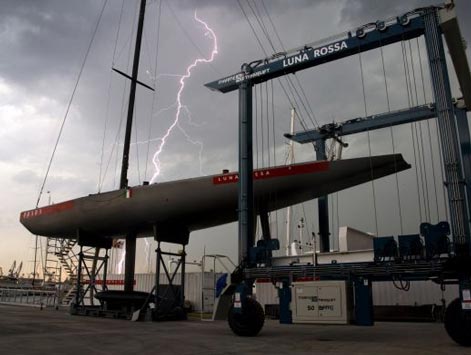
72 246 109 307
70 232 112 316
152 242 187 320
124 233 136 292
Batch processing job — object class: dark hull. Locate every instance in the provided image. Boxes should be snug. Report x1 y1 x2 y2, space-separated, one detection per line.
20 154 410 240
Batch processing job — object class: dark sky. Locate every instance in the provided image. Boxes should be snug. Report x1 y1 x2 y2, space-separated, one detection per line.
0 0 470 274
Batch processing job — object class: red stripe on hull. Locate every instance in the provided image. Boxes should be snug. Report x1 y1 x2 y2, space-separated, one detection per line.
212 161 329 185
20 200 74 220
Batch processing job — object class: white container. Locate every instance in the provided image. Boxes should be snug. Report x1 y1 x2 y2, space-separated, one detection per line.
291 280 352 324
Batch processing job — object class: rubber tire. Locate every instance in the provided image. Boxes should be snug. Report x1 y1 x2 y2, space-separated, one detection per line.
444 298 471 346
228 298 265 337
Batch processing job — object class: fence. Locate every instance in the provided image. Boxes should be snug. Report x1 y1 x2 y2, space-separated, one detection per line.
0 287 59 308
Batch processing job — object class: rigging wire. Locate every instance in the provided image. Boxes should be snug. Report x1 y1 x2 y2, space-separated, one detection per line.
413 58 446 231
265 81 271 166
271 80 277 166
270 79 279 237
285 76 318 129
418 120 431 221
409 40 432 222
238 0 318 131
142 0 161 78
134 104 141 184
292 75 319 128
402 40 424 223
413 120 429 220
439 137 452 225
237 0 269 55
36 0 108 207
258 0 319 128
114 1 143 68
411 123 423 221
417 37 441 221
417 38 428 105
237 0 311 165
408 41 420 106
402 41 413 106
113 3 140 189
358 50 379 237
101 103 125 190
419 38 450 224
380 41 404 234
289 91 310 131
99 0 125 193
260 0 284 50
98 0 139 190
246 0 277 53
142 30 153 80
110 1 140 190
435 119 451 223
238 0 332 247
144 0 162 181
32 0 108 281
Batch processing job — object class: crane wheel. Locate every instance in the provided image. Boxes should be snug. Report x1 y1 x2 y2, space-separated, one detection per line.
228 298 265 337
444 298 471 346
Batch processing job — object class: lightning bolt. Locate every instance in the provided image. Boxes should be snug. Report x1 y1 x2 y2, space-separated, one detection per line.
150 11 218 184
178 106 205 176
116 13 217 272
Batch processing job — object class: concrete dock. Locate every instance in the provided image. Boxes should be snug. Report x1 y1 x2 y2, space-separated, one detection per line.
0 304 465 354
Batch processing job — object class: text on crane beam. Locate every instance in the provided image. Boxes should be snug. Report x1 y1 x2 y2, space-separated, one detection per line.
215 40 349 87
283 41 348 68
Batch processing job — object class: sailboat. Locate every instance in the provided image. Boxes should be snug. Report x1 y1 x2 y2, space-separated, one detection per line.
19 0 411 314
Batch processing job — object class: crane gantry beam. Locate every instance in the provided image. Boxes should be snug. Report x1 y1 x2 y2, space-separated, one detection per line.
206 12 426 93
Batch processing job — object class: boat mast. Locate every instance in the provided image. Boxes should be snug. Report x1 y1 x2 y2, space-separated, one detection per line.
120 0 146 189
119 0 146 292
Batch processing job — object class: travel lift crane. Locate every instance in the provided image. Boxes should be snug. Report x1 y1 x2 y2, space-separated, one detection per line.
205 3 471 346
